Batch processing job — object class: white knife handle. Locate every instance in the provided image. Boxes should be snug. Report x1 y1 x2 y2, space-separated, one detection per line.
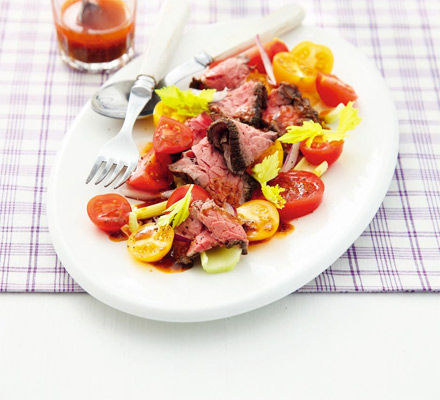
205 3 305 61
139 0 190 81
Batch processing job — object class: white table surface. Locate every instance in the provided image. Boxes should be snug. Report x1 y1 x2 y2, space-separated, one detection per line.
1 293 439 399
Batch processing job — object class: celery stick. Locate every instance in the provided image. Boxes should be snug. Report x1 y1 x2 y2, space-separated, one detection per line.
134 201 167 220
200 246 242 274
128 212 139 233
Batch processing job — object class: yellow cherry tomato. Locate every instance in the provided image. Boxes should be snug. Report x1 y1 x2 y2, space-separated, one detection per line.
247 140 284 175
152 101 187 127
127 223 174 262
290 41 334 74
246 72 274 94
273 52 318 92
237 200 280 242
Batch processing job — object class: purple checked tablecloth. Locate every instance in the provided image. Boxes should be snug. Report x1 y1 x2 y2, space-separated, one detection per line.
0 0 439 292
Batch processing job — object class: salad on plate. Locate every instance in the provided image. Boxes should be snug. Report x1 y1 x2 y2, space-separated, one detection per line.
86 38 361 274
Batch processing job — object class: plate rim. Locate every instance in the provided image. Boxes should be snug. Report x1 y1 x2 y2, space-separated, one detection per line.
47 23 399 322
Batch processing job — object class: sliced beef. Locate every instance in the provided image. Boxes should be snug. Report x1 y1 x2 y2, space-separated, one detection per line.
170 205 204 265
190 57 250 91
187 229 219 258
169 138 257 207
262 82 320 133
207 118 278 175
174 204 204 240
179 199 248 263
184 112 213 146
209 81 267 127
198 200 248 254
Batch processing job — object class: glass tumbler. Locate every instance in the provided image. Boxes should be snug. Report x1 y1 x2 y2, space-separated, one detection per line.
51 0 137 73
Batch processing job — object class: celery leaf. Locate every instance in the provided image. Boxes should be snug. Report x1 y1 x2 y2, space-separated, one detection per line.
157 185 193 228
261 183 286 209
155 86 216 118
251 152 281 184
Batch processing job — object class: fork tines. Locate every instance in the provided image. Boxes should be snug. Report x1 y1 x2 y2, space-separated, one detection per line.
86 158 137 189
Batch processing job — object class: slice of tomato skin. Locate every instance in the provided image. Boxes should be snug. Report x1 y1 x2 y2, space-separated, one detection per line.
153 116 193 155
166 184 211 208
269 171 325 221
300 137 344 166
316 72 358 107
87 193 132 233
127 148 174 192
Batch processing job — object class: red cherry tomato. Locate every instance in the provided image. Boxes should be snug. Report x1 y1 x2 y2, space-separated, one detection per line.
300 136 344 166
166 184 211 208
153 116 193 154
316 72 358 107
269 171 325 221
127 148 173 192
245 38 289 73
87 194 131 233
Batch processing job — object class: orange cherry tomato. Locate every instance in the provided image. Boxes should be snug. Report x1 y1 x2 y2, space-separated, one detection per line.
272 42 334 93
273 52 318 92
290 41 334 74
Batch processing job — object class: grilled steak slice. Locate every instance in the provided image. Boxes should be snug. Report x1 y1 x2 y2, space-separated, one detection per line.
169 138 257 207
175 199 249 263
209 81 267 127
184 112 213 145
262 82 319 133
190 57 250 91
198 200 248 254
207 118 278 174
185 199 248 260
171 205 204 265
187 229 219 258
174 204 204 240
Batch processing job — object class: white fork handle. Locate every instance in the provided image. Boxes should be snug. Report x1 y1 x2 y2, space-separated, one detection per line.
139 0 190 81
204 3 305 61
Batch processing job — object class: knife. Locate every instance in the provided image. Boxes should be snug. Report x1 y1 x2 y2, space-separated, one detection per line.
91 3 305 119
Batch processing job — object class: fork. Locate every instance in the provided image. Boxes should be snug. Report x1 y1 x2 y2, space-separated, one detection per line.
86 0 190 189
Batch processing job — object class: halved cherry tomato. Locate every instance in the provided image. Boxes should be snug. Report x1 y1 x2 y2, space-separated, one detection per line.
273 41 333 93
300 136 344 166
127 223 174 262
290 41 334 75
316 72 358 107
237 200 280 241
272 52 318 92
246 140 284 175
87 193 131 233
127 148 173 192
269 171 325 221
245 37 289 73
166 184 211 208
153 116 193 154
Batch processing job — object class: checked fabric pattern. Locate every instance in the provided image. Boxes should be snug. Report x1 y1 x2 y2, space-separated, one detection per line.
0 0 439 292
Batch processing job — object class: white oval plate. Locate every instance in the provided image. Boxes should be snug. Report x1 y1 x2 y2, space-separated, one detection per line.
48 23 398 322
